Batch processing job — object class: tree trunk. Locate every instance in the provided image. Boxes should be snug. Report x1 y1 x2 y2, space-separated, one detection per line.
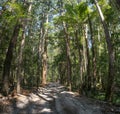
37 28 42 88
17 28 25 94
94 0 115 101
2 22 20 95
41 14 49 86
74 30 83 93
37 19 45 87
84 24 91 92
58 62 66 84
37 44 42 88
42 38 47 86
63 22 72 91
88 14 97 92
16 2 32 93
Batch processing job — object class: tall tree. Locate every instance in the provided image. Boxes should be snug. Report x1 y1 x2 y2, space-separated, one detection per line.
63 22 72 90
16 1 33 94
87 13 97 92
94 0 115 101
2 21 20 95
1 1 26 95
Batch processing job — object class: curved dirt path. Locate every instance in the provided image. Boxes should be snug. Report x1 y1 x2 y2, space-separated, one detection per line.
0 82 119 114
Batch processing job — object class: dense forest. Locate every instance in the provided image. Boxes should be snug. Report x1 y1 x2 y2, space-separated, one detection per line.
0 0 120 108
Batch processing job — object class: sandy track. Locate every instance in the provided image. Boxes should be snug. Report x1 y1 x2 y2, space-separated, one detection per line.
0 82 119 114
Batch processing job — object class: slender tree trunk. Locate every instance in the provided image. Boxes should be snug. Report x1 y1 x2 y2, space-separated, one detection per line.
59 0 72 90
84 24 91 92
82 25 88 93
41 14 48 86
94 0 115 101
74 30 83 93
42 38 47 86
16 2 32 93
2 22 20 95
37 37 42 88
17 28 25 94
63 22 72 91
82 35 87 75
88 14 97 92
58 62 67 85
37 26 43 88
80 24 90 95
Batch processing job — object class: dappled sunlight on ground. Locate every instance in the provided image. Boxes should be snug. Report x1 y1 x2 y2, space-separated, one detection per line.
0 82 120 114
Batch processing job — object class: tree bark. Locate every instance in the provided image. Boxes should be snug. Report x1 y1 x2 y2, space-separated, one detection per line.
37 26 43 88
74 30 83 92
84 24 91 92
17 28 25 94
16 2 32 93
42 40 47 86
2 22 20 95
63 22 72 91
94 0 115 101
88 14 97 92
41 14 48 86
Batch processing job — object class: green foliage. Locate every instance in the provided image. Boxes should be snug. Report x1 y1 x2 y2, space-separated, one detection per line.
54 1 90 27
94 92 105 100
65 4 77 16
78 2 89 22
102 4 114 22
2 2 26 24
